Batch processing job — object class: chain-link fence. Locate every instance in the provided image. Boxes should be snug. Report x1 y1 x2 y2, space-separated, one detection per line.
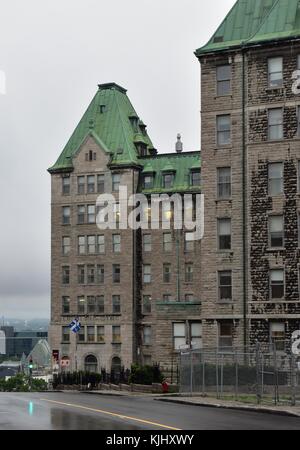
180 343 300 406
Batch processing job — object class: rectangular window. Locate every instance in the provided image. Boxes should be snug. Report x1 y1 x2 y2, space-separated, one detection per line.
62 206 71 225
77 296 86 314
113 234 121 253
87 235 96 254
219 322 233 349
62 296 70 314
77 205 85 224
87 296 96 314
78 326 85 343
218 218 231 250
114 203 120 224
190 170 201 187
143 264 151 283
217 65 231 96
185 294 194 303
143 295 152 314
191 323 202 349
62 237 71 255
163 294 172 302
269 216 284 248
217 167 231 200
96 296 104 314
218 271 232 302
268 163 283 196
97 174 105 194
143 326 152 346
87 326 95 343
163 264 171 283
78 236 86 255
112 173 121 192
270 269 284 299
96 265 104 284
268 57 283 88
62 176 70 195
87 205 96 223
77 176 85 194
144 175 154 189
173 323 186 350
112 295 121 314
62 266 70 285
87 265 95 284
62 327 70 343
185 263 193 283
112 326 121 343
97 326 105 343
87 175 95 194
270 323 285 351
185 232 195 252
217 115 231 146
268 108 283 140
163 173 175 189
97 235 105 254
113 264 121 283
143 234 152 252
163 233 172 252
78 265 85 284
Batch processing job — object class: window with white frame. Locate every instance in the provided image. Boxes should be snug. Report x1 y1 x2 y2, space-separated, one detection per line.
270 322 285 351
113 234 121 253
269 216 284 248
87 235 96 254
191 323 202 349
270 269 284 299
218 218 231 250
173 323 186 350
217 167 231 200
216 65 231 96
97 235 105 254
217 115 231 146
87 205 96 223
268 108 283 140
143 264 151 283
268 57 283 88
268 163 283 196
143 326 152 346
143 234 152 252
62 237 71 255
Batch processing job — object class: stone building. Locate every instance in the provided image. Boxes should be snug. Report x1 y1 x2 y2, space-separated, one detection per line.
48 83 201 372
195 0 300 351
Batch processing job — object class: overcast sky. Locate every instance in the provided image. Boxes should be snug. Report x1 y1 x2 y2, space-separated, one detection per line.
0 0 235 319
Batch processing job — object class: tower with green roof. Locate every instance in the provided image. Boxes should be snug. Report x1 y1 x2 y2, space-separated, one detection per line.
48 82 201 371
196 0 300 352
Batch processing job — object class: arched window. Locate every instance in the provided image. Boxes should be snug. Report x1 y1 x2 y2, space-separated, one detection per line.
84 355 98 373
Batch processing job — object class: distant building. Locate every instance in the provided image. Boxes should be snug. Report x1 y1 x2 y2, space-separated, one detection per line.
0 327 48 357
0 331 5 355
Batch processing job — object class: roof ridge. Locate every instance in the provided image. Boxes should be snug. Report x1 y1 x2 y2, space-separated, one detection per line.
113 87 137 163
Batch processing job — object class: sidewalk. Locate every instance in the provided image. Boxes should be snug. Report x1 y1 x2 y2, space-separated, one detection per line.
154 396 300 418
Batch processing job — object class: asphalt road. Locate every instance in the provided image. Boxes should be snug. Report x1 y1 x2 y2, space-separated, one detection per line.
0 392 300 430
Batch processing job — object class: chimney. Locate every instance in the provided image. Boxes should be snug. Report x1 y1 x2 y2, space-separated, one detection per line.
175 134 183 153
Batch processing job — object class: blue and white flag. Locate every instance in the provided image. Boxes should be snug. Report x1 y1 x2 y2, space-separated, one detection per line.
69 318 81 334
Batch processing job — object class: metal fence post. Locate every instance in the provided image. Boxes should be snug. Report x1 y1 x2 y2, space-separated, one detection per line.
291 352 296 407
256 342 261 405
202 352 206 397
190 350 193 397
235 350 238 401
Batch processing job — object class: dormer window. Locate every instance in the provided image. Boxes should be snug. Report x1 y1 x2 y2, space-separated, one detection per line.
129 115 139 132
190 170 201 187
99 105 106 114
139 145 148 157
143 174 154 189
163 173 175 189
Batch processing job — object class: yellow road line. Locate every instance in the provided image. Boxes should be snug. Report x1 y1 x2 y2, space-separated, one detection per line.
40 398 181 430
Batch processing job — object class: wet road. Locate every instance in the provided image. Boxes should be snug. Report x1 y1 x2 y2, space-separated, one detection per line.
0 392 300 430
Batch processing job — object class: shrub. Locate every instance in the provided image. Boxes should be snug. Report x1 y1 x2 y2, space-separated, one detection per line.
129 364 163 385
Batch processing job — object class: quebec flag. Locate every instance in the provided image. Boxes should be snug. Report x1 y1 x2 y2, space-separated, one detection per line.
69 318 81 334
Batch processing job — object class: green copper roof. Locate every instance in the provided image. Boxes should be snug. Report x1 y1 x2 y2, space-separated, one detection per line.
139 152 201 194
48 83 155 172
195 0 300 56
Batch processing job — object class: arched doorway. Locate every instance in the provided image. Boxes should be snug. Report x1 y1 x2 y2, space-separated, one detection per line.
111 357 122 384
84 355 98 373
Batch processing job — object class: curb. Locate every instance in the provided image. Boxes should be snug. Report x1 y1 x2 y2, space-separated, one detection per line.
154 397 300 418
